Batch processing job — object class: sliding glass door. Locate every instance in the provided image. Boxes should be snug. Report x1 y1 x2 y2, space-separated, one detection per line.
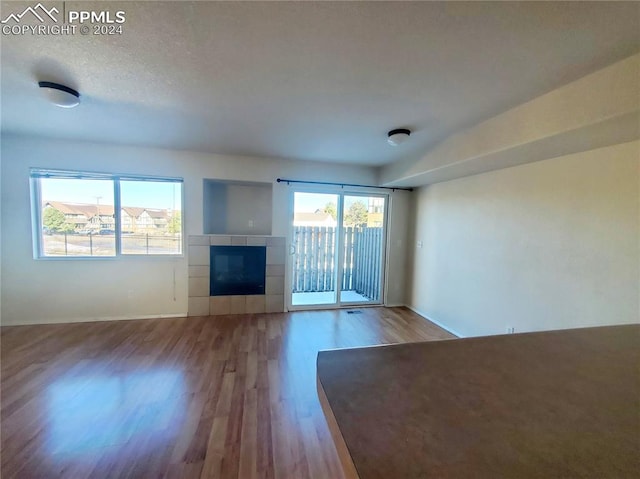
289 190 387 309
340 195 385 304
291 192 339 307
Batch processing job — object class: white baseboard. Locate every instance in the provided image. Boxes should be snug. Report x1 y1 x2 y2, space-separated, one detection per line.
2 312 188 327
405 305 465 338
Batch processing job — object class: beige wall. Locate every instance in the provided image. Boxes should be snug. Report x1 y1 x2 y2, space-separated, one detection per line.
409 141 639 337
384 190 412 305
203 181 273 235
1 135 411 325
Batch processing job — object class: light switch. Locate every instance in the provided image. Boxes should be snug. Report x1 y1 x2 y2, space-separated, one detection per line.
417 240 423 248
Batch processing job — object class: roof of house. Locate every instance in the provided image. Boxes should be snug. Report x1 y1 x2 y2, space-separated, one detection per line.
45 201 170 220
144 209 170 219
121 206 145 217
45 201 114 217
294 212 335 225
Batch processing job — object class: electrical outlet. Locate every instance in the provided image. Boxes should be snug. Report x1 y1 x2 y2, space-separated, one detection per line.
506 326 515 334
416 240 423 248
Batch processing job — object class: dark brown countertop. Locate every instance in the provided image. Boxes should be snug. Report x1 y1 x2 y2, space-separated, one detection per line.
317 324 640 478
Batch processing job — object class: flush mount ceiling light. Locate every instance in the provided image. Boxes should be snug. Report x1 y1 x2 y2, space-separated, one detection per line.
387 128 411 146
38 81 80 108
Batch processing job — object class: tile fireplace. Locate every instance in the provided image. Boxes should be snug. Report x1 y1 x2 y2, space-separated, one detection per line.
210 245 266 296
188 235 285 316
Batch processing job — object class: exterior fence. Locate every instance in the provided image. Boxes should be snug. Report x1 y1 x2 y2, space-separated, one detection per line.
292 226 383 301
42 233 182 256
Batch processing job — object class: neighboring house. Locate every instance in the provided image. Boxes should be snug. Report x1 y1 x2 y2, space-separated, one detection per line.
127 208 170 233
145 209 170 231
367 198 384 227
43 201 115 231
44 201 170 233
43 201 88 230
294 206 382 228
294 211 337 227
121 206 146 233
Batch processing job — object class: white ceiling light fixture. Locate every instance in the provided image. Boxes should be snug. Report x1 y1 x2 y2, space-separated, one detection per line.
38 81 80 108
387 128 411 146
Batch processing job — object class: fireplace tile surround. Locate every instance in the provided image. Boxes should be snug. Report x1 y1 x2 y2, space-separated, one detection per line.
188 235 286 316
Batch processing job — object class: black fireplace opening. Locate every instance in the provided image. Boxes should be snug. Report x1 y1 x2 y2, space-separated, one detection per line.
210 246 266 296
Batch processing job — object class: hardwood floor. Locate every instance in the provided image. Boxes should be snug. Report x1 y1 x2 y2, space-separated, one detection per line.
1 307 454 479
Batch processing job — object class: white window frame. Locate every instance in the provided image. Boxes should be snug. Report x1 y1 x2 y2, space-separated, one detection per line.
30 168 185 259
286 185 390 311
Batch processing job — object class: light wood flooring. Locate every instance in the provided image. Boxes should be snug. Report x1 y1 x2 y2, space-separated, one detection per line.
1 307 454 478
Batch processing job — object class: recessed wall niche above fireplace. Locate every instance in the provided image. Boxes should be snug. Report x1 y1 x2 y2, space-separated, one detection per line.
203 179 272 235
210 246 266 296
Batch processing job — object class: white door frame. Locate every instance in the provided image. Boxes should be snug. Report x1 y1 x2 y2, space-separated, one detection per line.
286 186 389 311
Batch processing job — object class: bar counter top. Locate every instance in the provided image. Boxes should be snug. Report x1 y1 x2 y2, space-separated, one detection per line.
317 324 640 478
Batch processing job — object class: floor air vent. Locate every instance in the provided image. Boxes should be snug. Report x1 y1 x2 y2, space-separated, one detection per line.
346 310 363 314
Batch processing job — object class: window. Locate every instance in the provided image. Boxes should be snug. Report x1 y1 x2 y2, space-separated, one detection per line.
120 180 182 255
31 169 183 258
368 197 384 214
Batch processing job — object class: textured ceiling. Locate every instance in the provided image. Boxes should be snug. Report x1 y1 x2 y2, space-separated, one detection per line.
1 1 639 166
